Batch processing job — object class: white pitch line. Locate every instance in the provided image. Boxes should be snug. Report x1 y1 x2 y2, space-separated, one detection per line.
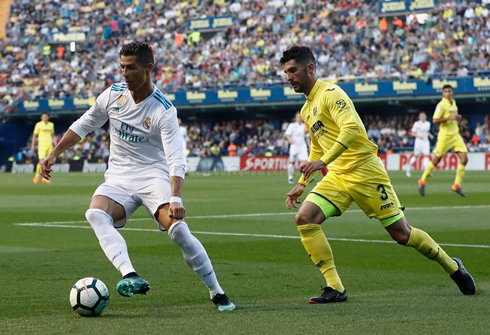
10 204 490 226
15 222 490 249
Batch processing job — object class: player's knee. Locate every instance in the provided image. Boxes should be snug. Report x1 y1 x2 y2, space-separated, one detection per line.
460 156 468 165
392 231 410 245
295 212 310 226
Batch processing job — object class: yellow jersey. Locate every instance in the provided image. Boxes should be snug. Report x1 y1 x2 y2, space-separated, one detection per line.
33 121 55 148
300 80 378 176
433 98 459 136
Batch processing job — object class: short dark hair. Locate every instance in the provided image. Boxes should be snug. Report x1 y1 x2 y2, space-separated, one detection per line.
280 46 316 65
442 84 453 90
119 41 154 66
41 112 49 116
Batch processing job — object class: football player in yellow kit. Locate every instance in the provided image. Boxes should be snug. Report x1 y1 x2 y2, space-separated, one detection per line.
31 113 55 184
418 85 468 197
281 46 475 303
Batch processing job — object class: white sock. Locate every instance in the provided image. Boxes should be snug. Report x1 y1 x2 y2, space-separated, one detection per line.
288 164 294 179
408 156 416 171
168 221 224 297
422 156 430 170
85 209 136 277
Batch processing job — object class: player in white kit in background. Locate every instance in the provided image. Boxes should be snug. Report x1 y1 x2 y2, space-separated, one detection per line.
178 118 190 174
40 42 235 311
285 112 308 184
406 112 434 177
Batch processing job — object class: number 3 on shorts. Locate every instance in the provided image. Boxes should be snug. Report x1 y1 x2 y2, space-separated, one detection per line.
377 184 389 201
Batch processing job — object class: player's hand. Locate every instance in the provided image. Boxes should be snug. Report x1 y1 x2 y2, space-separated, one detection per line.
286 183 305 209
169 202 186 220
300 160 326 180
30 145 35 153
40 154 57 179
429 134 434 139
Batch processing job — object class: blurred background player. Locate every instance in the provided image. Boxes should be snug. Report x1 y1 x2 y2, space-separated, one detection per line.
405 112 433 177
178 118 190 174
285 112 308 184
282 46 475 304
40 42 234 311
418 85 468 196
31 113 55 184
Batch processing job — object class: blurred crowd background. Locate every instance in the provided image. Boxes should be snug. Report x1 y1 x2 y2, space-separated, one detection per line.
2 0 490 108
15 114 490 163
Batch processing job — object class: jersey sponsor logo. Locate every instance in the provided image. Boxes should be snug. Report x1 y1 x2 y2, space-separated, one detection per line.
143 117 151 130
380 202 395 210
311 120 327 139
117 95 127 107
113 122 149 143
325 88 335 92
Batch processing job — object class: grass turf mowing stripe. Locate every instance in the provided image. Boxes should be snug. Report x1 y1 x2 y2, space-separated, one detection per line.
15 222 490 249
10 204 490 226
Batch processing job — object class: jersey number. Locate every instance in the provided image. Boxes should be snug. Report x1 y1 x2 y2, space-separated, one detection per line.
377 184 389 201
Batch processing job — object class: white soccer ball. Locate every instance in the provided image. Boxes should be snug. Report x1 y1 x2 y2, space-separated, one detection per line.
70 277 109 316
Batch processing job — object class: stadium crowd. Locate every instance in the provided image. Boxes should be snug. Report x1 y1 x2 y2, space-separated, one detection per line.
2 0 490 107
16 114 490 164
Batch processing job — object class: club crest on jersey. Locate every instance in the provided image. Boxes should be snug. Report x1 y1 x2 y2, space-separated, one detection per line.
313 106 317 116
117 95 127 107
143 117 151 129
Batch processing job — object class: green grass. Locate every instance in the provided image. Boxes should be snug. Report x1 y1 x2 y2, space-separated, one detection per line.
0 171 489 334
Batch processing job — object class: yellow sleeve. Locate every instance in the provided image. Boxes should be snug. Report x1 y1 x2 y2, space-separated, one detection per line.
33 122 40 135
319 88 360 165
433 103 444 119
298 128 323 186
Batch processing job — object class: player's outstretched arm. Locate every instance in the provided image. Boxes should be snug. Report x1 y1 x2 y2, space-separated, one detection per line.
40 130 81 179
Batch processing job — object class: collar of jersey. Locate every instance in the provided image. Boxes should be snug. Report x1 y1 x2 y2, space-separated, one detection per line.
306 79 321 101
442 97 454 104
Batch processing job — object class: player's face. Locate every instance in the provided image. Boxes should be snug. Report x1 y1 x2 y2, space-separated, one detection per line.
295 113 302 123
419 113 426 122
41 114 49 122
120 55 153 92
443 88 453 100
283 60 313 93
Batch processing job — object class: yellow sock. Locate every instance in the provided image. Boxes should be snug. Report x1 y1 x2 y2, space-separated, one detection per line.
35 163 41 177
454 164 465 186
406 227 458 274
420 161 435 183
298 224 344 292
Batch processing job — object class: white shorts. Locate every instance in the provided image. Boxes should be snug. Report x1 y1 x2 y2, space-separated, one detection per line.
92 175 171 231
289 145 308 162
414 140 430 156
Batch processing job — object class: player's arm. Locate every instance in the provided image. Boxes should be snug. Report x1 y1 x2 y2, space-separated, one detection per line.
41 92 110 179
301 89 360 179
410 123 422 139
286 128 322 210
159 106 187 220
432 105 461 124
285 124 294 145
31 124 39 152
52 123 56 146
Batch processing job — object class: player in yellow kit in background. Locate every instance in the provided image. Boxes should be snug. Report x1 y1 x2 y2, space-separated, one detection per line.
281 46 476 304
418 85 468 197
31 113 56 184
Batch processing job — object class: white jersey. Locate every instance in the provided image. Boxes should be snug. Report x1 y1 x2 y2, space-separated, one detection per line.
179 126 189 149
285 122 307 148
70 82 186 180
412 120 431 142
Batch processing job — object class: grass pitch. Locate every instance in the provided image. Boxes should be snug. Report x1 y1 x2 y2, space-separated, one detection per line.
0 171 489 334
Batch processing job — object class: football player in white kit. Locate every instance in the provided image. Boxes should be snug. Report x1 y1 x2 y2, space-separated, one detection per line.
40 42 235 311
285 112 308 184
405 112 434 177
178 118 189 155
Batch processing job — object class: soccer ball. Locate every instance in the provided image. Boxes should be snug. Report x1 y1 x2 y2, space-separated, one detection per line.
70 277 109 316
